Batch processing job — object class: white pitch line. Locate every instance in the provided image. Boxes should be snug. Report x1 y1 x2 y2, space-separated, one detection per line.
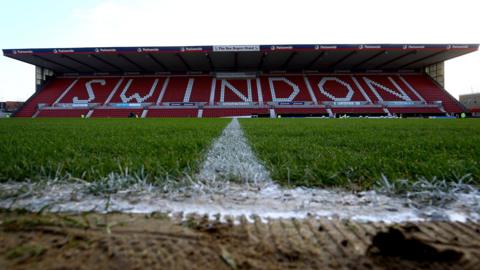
197 118 271 186
2 118 480 223
1 180 479 224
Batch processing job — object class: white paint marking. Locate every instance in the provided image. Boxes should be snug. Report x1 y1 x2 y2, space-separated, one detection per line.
32 110 40 118
351 76 372 103
399 75 426 102
1 181 479 224
53 79 78 105
156 77 170 105
197 118 271 185
209 78 217 105
256 78 264 105
104 78 124 105
182 78 195 102
86 109 94 118
3 118 479 224
303 76 318 104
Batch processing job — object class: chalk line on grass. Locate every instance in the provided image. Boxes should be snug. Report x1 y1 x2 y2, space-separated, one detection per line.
1 180 480 224
1 118 480 223
196 118 271 186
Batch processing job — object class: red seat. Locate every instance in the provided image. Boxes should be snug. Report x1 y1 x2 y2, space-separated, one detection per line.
91 109 143 118
147 109 198 117
389 107 443 114
37 109 89 118
332 107 385 114
401 75 464 113
15 78 76 117
202 108 269 117
16 74 464 118
275 107 328 115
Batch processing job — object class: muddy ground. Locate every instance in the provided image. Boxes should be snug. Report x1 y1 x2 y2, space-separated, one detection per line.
0 212 479 270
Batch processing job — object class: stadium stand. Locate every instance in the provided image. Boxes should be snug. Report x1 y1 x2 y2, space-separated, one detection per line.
3 44 477 118
147 108 198 118
14 79 75 117
37 109 89 118
203 107 270 118
11 74 467 118
275 107 328 116
91 108 144 118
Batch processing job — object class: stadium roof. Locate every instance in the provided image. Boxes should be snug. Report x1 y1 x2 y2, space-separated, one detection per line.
3 44 478 74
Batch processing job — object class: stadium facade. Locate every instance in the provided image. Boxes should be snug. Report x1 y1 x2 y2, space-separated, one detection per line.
460 93 480 116
3 44 478 118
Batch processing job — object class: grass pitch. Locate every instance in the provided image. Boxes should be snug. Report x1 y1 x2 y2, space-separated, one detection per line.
1 118 479 190
241 118 480 188
0 118 229 182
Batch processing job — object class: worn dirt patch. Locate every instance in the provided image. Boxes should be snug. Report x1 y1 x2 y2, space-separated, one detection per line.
0 212 479 270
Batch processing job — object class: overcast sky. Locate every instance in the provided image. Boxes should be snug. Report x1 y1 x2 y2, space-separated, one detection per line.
0 0 478 101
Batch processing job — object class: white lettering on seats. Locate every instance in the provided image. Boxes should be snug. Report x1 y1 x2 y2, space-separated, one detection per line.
54 79 78 104
104 78 124 105
269 77 300 102
351 76 372 103
120 79 159 103
155 77 170 105
398 76 426 102
73 79 105 103
209 78 216 105
363 77 412 101
303 76 318 104
183 78 195 102
318 77 354 101
220 79 252 103
256 78 264 105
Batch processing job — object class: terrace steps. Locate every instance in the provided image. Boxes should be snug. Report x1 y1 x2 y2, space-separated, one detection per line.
15 74 464 118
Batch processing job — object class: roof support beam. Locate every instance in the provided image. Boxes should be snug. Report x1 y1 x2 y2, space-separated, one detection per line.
34 55 78 72
304 51 326 70
397 50 446 70
176 53 191 70
352 50 386 70
375 50 417 69
281 52 297 70
118 54 147 72
234 52 238 71
147 54 168 71
89 54 123 72
257 52 267 70
205 53 215 71
330 51 356 69
61 54 100 72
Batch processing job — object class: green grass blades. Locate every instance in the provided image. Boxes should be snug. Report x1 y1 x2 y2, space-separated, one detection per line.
240 118 480 189
0 118 229 183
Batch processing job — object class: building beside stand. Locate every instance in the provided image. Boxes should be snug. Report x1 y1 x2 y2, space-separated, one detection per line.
459 93 480 117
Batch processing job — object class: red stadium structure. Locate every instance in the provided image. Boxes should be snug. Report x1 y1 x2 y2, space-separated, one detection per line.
3 44 478 118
